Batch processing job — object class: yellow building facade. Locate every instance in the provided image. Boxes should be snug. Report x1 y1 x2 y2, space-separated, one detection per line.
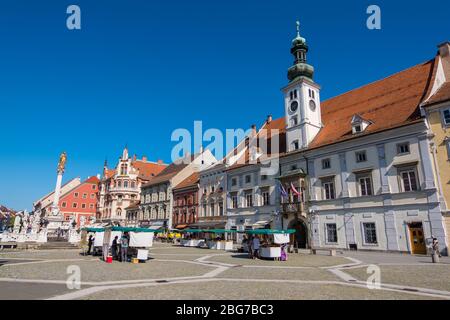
422 42 450 240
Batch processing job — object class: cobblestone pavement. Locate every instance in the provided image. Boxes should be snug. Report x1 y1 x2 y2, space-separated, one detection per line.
1 243 450 300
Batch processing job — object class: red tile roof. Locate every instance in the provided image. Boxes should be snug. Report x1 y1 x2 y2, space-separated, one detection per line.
308 57 436 148
173 172 199 191
84 176 100 184
226 117 287 170
132 160 167 180
142 161 189 187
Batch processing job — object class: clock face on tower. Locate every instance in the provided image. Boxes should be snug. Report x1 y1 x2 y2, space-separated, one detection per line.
309 99 316 111
289 101 299 113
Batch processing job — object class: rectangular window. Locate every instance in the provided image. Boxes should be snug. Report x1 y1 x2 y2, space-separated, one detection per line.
81 203 86 209
399 168 418 192
92 185 96 190
322 158 331 169
72 203 78 208
74 192 79 198
245 193 253 207
210 204 215 216
357 174 373 196
231 178 237 187
262 191 270 206
82 193 87 199
231 194 238 209
397 142 410 155
355 151 367 163
89 204 94 209
322 178 335 200
219 202 224 216
245 175 251 184
443 109 450 125
90 193 95 199
326 224 338 243
261 175 268 181
363 223 378 244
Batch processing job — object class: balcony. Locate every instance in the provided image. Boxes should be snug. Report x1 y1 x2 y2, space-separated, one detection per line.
282 201 305 215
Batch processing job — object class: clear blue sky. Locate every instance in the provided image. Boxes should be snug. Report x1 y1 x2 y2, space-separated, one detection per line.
1 0 449 211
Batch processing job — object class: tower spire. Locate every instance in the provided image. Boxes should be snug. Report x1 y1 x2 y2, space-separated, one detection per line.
287 20 314 82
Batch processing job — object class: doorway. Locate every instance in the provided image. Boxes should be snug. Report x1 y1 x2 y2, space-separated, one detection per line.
409 222 426 255
289 219 308 249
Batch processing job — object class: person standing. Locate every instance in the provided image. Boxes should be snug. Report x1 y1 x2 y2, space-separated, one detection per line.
431 237 442 263
120 233 129 263
87 235 94 255
252 236 260 260
111 236 119 260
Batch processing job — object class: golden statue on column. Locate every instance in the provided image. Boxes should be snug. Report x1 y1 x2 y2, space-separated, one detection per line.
57 152 67 174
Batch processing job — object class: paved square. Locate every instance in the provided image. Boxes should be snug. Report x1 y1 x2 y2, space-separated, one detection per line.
1 243 450 300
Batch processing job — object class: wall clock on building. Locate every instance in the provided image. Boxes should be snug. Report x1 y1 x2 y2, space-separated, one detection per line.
309 99 316 111
289 101 299 113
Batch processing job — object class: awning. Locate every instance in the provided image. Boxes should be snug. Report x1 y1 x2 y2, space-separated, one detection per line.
151 221 165 226
148 225 162 231
174 224 188 229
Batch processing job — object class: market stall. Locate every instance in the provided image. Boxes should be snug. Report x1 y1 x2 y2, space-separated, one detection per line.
245 229 295 260
80 227 106 255
180 229 206 247
204 229 235 251
105 226 161 262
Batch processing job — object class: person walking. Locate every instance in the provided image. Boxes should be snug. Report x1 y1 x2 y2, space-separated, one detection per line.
252 235 260 260
111 236 119 260
120 233 129 263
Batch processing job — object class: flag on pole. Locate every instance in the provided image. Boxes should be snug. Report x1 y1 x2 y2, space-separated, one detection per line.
290 183 301 197
277 180 288 198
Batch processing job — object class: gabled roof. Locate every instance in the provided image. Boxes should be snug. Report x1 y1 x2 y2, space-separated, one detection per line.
423 81 450 106
173 172 199 191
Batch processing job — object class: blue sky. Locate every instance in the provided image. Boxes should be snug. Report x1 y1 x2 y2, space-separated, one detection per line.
1 0 449 210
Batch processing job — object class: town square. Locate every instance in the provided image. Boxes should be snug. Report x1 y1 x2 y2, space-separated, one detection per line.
1 1 450 304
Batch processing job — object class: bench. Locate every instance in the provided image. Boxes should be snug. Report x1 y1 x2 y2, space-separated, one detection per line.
310 248 337 256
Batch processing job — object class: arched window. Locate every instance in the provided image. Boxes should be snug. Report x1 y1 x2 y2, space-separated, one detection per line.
124 180 129 188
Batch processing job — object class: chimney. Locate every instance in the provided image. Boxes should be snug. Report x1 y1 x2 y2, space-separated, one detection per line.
267 115 272 124
142 155 148 162
157 159 163 164
133 154 137 161
438 42 450 58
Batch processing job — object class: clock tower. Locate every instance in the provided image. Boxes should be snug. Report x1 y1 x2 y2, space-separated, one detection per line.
283 21 322 152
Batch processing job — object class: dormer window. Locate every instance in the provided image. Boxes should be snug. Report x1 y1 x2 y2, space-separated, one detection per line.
351 114 372 134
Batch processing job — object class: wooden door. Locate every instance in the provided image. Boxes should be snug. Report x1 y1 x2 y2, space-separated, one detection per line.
409 226 426 255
